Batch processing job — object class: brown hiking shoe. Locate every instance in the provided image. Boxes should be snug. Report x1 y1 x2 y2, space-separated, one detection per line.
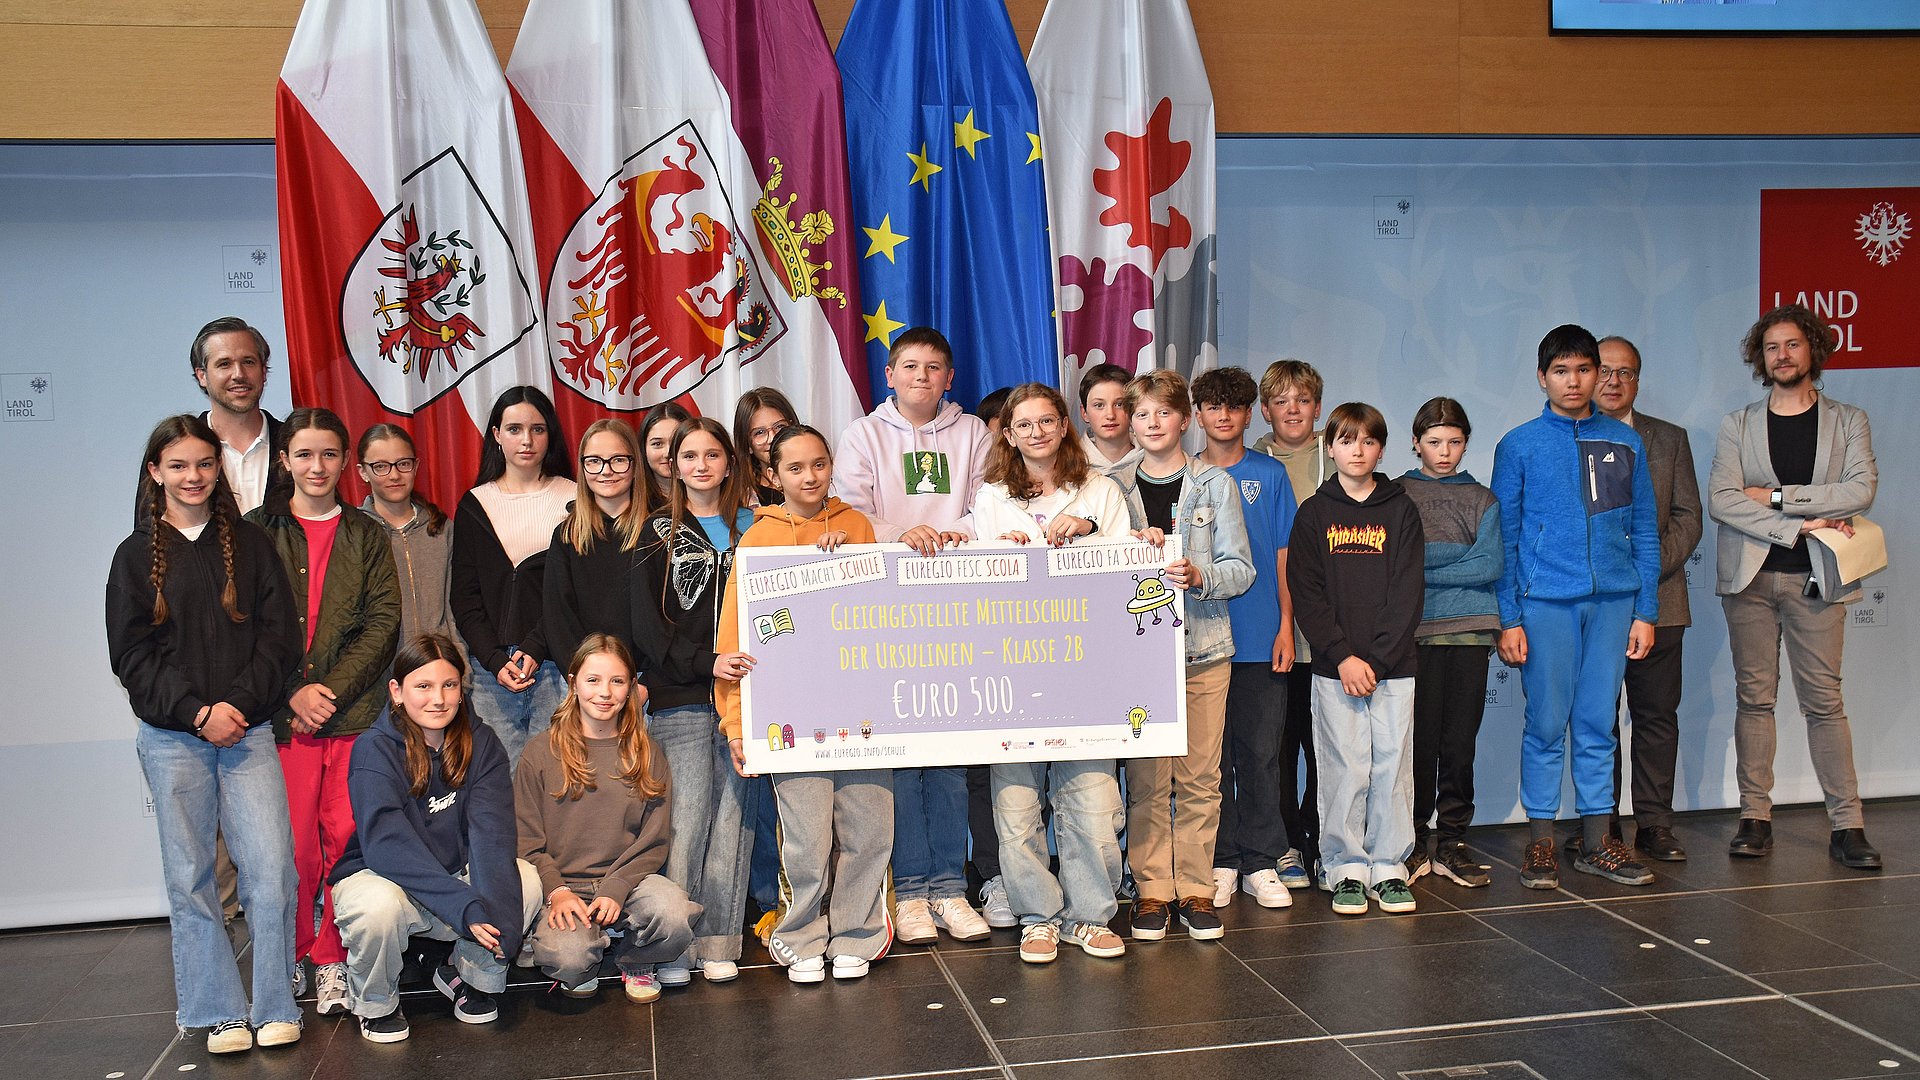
1521 837 1560 890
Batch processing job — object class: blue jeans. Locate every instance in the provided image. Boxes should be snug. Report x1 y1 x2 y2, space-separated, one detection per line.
748 774 780 908
466 656 564 767
331 862 543 1014
135 722 299 1030
991 760 1122 928
1312 675 1415 887
891 766 968 901
647 704 756 962
1517 595 1634 819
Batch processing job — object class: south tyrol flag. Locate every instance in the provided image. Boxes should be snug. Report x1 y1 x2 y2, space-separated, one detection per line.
837 0 1058 409
508 0 864 442
277 0 548 514
1029 0 1218 387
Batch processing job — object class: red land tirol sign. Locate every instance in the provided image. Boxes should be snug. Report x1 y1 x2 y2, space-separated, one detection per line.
1760 187 1918 370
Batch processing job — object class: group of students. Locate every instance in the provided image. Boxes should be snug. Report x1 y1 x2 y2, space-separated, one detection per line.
106 317 1842 1054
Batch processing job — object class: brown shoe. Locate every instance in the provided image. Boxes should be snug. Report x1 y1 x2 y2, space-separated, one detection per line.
1521 837 1559 890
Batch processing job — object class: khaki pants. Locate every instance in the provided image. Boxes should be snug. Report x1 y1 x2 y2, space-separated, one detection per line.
1125 659 1231 901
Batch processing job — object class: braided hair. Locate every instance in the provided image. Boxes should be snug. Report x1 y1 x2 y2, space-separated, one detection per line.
140 414 246 625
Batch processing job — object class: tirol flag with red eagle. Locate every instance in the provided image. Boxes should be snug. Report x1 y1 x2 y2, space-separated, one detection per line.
277 0 549 513
507 0 865 445
1029 0 1218 388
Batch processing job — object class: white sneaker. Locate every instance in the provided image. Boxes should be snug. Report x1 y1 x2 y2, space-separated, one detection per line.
979 876 1017 928
787 956 825 984
930 896 992 941
656 962 692 987
700 959 739 983
314 962 350 1015
1211 866 1237 906
831 954 870 980
1240 868 1294 909
256 1020 301 1048
895 898 938 945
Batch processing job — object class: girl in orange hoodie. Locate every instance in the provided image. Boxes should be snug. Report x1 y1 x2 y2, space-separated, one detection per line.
715 426 892 984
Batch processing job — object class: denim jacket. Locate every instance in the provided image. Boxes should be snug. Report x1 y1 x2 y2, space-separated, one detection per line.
1112 456 1256 666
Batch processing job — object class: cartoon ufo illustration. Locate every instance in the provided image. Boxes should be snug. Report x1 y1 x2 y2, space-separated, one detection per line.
1127 573 1182 634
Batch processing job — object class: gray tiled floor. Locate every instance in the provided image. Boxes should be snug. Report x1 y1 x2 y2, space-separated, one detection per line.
3 799 1917 1079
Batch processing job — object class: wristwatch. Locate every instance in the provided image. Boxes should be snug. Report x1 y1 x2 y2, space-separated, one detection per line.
1770 488 1783 510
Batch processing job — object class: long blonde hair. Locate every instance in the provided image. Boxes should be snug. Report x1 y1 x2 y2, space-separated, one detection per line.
545 634 664 802
563 419 648 553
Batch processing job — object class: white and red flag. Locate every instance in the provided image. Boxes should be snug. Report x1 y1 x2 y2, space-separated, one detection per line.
1028 0 1218 387
278 0 549 512
508 0 864 439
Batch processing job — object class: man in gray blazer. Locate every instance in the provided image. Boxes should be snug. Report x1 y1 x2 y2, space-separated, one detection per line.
1708 304 1880 870
1593 336 1702 862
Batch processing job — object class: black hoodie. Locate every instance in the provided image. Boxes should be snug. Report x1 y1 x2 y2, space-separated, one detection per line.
106 517 300 732
542 507 639 671
630 510 737 711
1286 473 1426 682
328 707 524 961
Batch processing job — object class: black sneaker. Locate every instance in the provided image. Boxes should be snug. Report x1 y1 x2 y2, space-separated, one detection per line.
1433 842 1490 888
1574 836 1655 886
1406 849 1431 882
1130 898 1170 941
1176 896 1224 941
433 963 499 1024
358 1007 410 1043
1521 837 1560 890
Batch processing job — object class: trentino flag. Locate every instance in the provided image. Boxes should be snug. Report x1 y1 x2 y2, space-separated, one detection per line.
278 0 548 514
689 0 872 411
1028 0 1218 388
508 0 864 441
836 0 1057 408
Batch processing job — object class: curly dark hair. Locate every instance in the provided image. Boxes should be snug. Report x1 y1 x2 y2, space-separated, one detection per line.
1741 304 1834 387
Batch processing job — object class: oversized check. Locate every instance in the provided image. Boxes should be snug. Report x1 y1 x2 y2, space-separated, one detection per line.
739 538 1187 773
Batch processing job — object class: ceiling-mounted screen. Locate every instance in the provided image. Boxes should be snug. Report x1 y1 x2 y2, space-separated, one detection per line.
1552 1 1920 32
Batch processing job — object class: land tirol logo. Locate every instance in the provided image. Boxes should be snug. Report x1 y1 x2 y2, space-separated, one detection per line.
1760 187 1920 370
546 121 839 411
338 147 540 414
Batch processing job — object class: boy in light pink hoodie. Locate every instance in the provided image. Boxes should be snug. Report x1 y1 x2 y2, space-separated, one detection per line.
833 326 994 946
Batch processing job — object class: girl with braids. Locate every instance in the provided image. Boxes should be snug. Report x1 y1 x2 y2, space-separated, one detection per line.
451 386 573 765
247 407 403 1016
357 423 462 651
632 417 758 985
329 634 542 1042
515 635 695 1004
107 415 303 1054
543 419 648 671
638 400 692 513
732 386 799 506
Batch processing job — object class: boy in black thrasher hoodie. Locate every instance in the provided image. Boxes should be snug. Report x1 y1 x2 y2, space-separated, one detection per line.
1286 402 1425 919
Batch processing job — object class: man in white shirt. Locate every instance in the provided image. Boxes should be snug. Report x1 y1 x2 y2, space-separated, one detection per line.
190 317 282 514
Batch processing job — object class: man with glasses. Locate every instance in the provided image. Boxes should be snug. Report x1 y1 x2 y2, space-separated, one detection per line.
1581 336 1702 862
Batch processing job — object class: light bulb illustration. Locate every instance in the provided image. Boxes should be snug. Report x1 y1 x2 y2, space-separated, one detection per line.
1127 705 1149 739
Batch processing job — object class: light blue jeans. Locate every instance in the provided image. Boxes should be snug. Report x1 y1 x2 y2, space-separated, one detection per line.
466 656 564 768
991 760 1123 929
647 704 757 962
135 722 299 1030
1311 675 1416 888
331 861 543 1016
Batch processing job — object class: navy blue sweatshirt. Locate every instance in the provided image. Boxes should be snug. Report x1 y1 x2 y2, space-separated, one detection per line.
330 708 524 960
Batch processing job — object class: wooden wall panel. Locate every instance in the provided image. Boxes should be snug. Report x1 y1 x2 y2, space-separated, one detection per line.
2 0 1917 140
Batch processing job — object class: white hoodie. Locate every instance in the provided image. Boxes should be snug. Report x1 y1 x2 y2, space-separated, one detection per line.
834 397 991 541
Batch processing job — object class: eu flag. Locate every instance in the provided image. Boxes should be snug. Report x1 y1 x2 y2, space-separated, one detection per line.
836 0 1058 410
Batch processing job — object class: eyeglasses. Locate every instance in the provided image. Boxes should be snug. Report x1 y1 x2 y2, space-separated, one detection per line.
362 458 417 477
750 422 790 443
1599 367 1639 384
582 455 635 475
1010 415 1063 437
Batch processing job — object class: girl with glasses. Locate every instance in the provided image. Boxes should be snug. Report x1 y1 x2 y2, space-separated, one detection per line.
544 419 648 671
357 423 462 655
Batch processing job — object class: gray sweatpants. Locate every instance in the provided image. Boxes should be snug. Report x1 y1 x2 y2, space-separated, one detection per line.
768 770 894 964
522 875 700 987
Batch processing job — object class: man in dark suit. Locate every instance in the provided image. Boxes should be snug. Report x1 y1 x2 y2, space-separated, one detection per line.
1594 335 1702 861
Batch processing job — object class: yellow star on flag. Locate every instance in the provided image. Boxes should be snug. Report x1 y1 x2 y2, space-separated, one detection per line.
953 109 992 159
1026 132 1042 165
862 215 909 263
906 143 943 191
863 300 906 346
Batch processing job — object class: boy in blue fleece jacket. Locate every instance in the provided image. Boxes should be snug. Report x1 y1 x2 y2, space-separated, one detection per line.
1492 325 1660 891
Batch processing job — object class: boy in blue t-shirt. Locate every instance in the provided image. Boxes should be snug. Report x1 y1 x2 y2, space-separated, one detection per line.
1493 324 1661 891
1191 367 1298 909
